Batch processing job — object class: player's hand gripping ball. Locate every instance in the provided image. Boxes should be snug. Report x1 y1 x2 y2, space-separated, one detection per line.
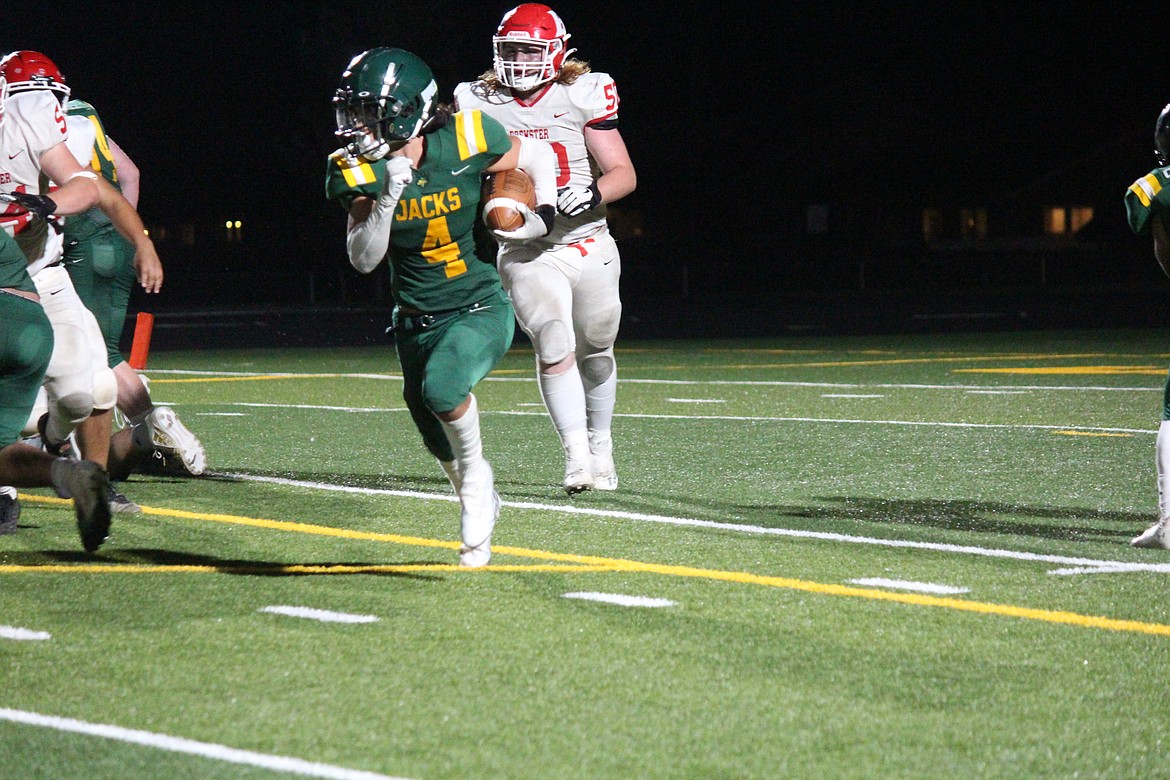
481 169 536 232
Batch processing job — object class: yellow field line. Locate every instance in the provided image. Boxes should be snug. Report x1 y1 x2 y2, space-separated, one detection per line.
152 369 531 384
0 563 615 575
956 366 1165 375
1052 430 1133 438
152 374 344 384
14 495 1170 637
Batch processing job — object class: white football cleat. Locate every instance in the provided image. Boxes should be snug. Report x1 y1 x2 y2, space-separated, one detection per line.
589 431 617 491
459 461 499 568
147 406 206 476
563 442 593 495
1132 519 1170 549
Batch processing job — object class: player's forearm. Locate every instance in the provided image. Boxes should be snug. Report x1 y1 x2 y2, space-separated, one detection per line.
597 164 636 205
96 180 150 249
346 197 394 273
46 175 99 215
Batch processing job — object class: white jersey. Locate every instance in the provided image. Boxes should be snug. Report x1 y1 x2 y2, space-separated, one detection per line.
0 90 69 272
64 113 97 167
455 71 620 246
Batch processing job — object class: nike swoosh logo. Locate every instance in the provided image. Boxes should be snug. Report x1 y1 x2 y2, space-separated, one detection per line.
451 165 471 176
553 112 568 118
8 150 23 159
48 289 62 295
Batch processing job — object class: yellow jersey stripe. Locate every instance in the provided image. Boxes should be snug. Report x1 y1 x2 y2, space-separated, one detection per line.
455 110 488 161
340 160 377 187
1130 173 1162 207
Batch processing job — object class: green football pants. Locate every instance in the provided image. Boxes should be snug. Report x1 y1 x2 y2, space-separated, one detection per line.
393 289 514 461
64 231 136 368
0 293 53 446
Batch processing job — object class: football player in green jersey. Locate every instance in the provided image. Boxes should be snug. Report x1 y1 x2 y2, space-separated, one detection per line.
327 48 556 567
60 98 207 489
1125 102 1170 549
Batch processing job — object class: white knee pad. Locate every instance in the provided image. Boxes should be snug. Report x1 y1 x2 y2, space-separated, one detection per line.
580 348 615 385
92 365 117 411
535 320 574 366
56 391 95 427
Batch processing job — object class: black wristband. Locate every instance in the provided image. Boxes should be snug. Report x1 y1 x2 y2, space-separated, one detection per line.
536 204 556 234
587 181 601 208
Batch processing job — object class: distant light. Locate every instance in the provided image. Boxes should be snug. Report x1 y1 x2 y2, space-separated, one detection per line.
224 220 232 229
234 220 242 229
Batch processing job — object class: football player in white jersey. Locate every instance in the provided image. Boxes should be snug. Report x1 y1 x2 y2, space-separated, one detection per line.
455 3 637 495
0 68 116 551
0 50 155 524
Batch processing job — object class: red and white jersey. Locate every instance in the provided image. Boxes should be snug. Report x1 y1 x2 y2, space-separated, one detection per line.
455 71 620 246
0 90 69 271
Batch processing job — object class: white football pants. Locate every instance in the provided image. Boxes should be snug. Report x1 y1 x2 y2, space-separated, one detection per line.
24 265 117 439
497 228 622 366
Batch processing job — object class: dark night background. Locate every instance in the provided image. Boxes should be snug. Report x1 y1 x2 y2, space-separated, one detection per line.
6 2 1170 344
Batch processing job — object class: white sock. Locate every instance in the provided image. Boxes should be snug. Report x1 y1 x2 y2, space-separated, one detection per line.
439 394 484 472
1157 420 1170 521
538 362 588 449
439 459 462 494
583 368 617 434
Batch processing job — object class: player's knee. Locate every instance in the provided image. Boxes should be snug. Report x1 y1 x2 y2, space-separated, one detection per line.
580 349 615 385
91 367 117 411
420 378 468 417
582 304 622 349
535 320 574 366
56 391 95 426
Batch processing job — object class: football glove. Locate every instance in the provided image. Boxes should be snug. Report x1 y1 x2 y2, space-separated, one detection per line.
0 191 57 221
377 156 414 207
492 203 556 241
556 182 601 217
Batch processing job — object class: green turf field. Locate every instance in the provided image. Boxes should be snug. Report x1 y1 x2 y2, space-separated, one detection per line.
3 327 1169 779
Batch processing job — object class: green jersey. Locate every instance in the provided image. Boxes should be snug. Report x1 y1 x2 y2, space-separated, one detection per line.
63 99 121 244
1125 166 1170 236
0 229 34 291
325 109 511 312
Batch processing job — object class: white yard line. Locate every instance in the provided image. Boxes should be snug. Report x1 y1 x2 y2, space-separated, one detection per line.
146 368 1162 393
0 708 412 780
260 606 379 624
200 402 1155 435
221 472 1168 574
562 592 676 607
848 578 970 594
0 625 50 641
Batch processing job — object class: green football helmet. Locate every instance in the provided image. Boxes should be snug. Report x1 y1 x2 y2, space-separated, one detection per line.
333 47 439 160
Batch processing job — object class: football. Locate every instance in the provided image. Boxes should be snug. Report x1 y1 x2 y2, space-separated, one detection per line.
481 169 536 232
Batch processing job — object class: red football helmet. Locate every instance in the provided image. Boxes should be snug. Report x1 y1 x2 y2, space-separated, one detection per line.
0 50 70 105
492 4 576 92
0 74 6 128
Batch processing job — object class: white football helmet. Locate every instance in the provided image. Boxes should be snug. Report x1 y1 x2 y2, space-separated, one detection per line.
492 3 576 92
0 74 6 128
